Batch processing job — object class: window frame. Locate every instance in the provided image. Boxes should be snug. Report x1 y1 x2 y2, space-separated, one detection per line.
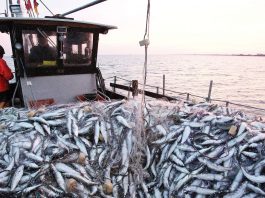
20 26 98 77
62 30 94 67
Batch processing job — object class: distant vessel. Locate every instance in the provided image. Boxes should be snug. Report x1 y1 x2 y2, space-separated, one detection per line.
234 53 265 56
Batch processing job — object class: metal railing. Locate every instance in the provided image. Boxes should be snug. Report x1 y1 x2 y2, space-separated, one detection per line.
106 75 265 113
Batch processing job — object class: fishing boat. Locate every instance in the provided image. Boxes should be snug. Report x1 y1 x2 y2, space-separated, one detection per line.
1 1 263 116
0 1 126 108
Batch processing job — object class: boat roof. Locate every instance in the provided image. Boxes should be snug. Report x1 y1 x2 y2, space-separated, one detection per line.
0 17 117 33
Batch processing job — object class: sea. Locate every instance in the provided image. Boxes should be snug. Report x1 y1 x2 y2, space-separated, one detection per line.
5 54 265 116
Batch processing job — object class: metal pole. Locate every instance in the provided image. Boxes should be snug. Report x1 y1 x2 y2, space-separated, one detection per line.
61 0 107 17
6 0 9 17
207 80 213 102
156 87 159 94
132 80 138 98
186 93 190 101
113 76 116 93
163 74 165 95
127 81 131 99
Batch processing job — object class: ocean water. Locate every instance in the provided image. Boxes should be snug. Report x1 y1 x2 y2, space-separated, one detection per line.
98 54 265 114
5 54 265 114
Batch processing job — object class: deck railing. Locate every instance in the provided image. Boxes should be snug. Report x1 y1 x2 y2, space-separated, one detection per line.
105 75 265 116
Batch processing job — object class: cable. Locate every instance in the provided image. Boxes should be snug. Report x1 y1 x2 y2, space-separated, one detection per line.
11 25 37 108
103 76 114 81
12 27 34 107
141 0 150 104
11 81 19 107
138 0 151 146
37 28 56 47
11 26 37 108
143 0 150 40
19 57 37 108
39 0 54 16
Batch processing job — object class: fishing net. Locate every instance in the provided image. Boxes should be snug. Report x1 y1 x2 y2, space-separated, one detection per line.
0 99 149 197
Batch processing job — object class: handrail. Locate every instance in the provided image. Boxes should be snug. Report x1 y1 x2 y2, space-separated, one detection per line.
115 76 131 82
107 76 265 112
97 90 111 102
109 83 176 101
108 76 187 95
211 99 265 111
138 82 187 95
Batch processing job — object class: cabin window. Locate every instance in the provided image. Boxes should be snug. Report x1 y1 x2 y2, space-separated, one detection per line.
22 30 57 67
63 32 93 66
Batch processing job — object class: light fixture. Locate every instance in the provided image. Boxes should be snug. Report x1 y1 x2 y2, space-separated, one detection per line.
15 43 22 50
9 4 22 15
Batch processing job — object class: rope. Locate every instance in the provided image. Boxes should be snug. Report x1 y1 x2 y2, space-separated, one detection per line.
10 26 37 108
143 0 150 41
19 57 38 109
132 0 151 183
37 28 56 47
12 26 37 108
139 0 151 128
11 81 19 107
141 0 150 104
188 93 207 100
115 76 131 82
103 76 114 81
39 0 54 16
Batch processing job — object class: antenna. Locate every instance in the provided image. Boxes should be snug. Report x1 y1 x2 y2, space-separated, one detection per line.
0 12 8 17
6 0 9 17
60 0 107 17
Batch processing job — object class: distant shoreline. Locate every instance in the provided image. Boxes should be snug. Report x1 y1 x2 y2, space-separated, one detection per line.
232 54 265 57
188 53 265 57
98 53 265 56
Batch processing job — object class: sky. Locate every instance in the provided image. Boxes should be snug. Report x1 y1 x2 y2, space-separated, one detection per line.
1 0 265 55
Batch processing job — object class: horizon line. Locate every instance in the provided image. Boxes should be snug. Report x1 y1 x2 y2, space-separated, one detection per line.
4 53 265 57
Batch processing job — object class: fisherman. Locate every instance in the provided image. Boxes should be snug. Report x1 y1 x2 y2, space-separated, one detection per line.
0 45 14 108
29 33 56 64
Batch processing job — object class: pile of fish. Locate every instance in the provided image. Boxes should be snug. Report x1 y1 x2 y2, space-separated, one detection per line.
141 101 265 198
0 99 265 198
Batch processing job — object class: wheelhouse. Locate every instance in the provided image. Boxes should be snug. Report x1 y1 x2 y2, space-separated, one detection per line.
0 17 117 108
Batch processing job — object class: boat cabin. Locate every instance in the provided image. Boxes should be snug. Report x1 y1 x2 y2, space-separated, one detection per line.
0 17 118 108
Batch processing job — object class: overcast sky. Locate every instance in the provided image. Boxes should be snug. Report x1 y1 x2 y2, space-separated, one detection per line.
1 0 265 55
